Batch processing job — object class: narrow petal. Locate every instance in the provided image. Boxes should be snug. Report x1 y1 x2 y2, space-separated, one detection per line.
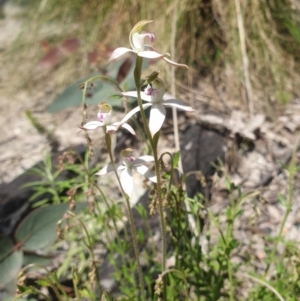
149 104 166 137
138 50 167 59
121 123 136 135
163 57 189 69
133 155 155 165
122 91 152 102
109 47 135 62
120 167 133 197
118 103 152 126
95 163 115 176
163 99 195 112
133 165 157 183
121 91 138 98
82 121 103 130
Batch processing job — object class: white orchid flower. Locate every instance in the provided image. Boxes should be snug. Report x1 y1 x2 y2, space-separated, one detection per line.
118 77 195 137
96 148 157 197
109 20 188 68
82 102 135 135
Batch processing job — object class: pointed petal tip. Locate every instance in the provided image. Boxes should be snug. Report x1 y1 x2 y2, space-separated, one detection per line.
132 20 153 32
121 123 136 135
163 57 189 69
163 99 195 112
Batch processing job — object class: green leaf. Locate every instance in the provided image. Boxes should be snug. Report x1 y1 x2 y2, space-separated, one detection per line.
234 209 244 218
100 291 114 301
14 202 87 253
0 237 23 287
172 151 181 168
35 279 50 287
278 193 287 207
47 58 149 113
144 71 160 85
47 72 102 113
23 252 54 267
225 178 235 192
2 279 18 301
91 58 149 107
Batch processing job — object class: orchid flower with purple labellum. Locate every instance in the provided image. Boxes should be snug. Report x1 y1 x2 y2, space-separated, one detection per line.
118 77 195 137
96 148 157 197
82 102 135 135
109 20 188 68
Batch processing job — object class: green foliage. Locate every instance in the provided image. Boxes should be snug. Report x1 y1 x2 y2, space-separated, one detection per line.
47 58 149 113
23 151 97 206
0 202 87 300
0 237 23 288
5 144 300 301
15 203 87 252
247 244 300 301
25 110 58 149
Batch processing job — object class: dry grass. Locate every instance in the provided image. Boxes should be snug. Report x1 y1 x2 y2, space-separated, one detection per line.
1 0 300 116
176 0 300 115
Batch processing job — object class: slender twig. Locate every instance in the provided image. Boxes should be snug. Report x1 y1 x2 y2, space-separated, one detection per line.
105 133 146 300
68 214 103 296
13 289 52 301
238 273 285 301
265 135 300 275
234 0 254 117
170 0 180 165
159 269 189 301
18 264 67 301
170 0 199 238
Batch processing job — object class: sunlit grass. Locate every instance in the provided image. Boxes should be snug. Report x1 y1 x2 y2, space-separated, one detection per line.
1 0 300 110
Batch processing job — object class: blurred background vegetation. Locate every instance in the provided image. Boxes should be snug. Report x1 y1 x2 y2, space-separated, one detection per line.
1 0 300 116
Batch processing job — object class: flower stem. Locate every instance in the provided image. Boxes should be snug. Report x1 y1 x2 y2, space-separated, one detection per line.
105 132 146 300
71 215 103 296
134 56 167 291
265 135 300 276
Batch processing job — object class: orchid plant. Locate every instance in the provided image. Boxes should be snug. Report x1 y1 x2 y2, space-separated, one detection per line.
82 102 135 134
109 20 188 68
119 77 194 137
81 20 193 301
96 148 156 197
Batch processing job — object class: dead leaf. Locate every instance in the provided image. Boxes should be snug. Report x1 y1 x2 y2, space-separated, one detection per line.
60 38 80 54
38 47 62 69
117 57 132 83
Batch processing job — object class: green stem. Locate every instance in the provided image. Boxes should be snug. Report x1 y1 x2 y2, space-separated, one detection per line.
153 153 167 271
134 56 167 294
72 215 103 296
265 135 300 275
226 217 234 301
105 132 146 300
225 185 236 301
228 256 234 301
13 289 52 301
